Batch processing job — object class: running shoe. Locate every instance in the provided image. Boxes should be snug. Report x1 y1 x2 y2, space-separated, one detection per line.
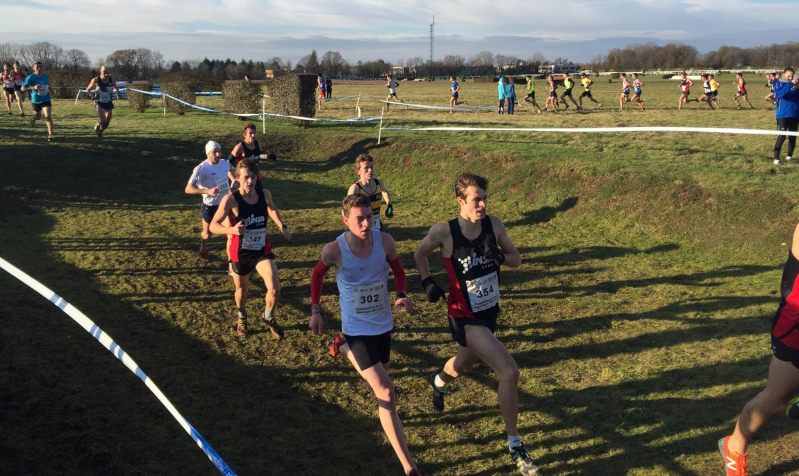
787 156 793 162
576 106 583 111
263 310 284 340
718 436 748 476
537 109 541 114
199 243 208 260
20 112 24 117
94 124 101 135
7 111 10 116
428 372 447 412
30 118 35 127
237 312 248 337
509 445 541 476
329 334 346 356
787 395 799 419
775 159 782 166
47 135 53 142
599 104 604 109
408 470 423 476
737 106 743 110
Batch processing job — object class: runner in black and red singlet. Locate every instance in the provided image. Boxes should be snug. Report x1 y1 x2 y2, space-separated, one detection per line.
732 73 754 110
678 71 700 110
210 158 291 339
414 173 540 476
229 122 277 191
719 221 799 476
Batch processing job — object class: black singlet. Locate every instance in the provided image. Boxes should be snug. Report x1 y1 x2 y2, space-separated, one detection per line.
228 189 272 263
443 216 501 320
238 140 263 161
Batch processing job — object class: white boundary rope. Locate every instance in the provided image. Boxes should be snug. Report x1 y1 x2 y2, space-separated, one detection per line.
379 125 799 137
0 257 238 476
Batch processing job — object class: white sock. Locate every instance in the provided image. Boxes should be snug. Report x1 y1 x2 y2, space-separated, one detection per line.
433 374 447 389
508 434 522 449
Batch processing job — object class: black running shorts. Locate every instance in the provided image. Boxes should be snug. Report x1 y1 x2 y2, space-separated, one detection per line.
772 335 799 370
448 314 498 347
344 331 392 370
33 101 51 111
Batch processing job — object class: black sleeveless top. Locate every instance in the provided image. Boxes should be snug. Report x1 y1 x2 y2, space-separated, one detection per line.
228 189 271 262
443 216 501 319
96 76 114 103
238 140 263 161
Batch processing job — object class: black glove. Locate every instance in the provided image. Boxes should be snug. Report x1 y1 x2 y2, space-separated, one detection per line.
385 203 394 218
267 152 277 161
421 276 445 303
483 243 505 266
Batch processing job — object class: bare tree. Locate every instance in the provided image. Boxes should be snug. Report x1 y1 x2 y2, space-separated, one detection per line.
22 42 64 70
0 43 24 65
65 48 90 74
320 50 344 77
106 49 139 80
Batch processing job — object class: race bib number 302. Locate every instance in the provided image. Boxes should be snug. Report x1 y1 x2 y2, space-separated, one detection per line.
466 272 499 313
242 228 266 251
353 282 386 316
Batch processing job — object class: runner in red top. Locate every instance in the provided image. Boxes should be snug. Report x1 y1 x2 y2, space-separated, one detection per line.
210 158 291 339
732 73 754 110
414 173 540 476
718 222 799 476
10 61 26 116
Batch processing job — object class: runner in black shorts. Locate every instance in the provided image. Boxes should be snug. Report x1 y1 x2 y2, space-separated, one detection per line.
523 76 542 113
578 73 603 110
11 62 26 116
414 173 540 476
2 63 15 115
309 194 421 476
559 72 579 110
545 75 558 112
210 158 291 339
85 66 122 137
718 220 799 476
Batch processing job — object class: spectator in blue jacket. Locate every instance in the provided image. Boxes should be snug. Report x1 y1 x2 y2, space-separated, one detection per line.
505 76 516 115
497 77 506 115
773 67 799 166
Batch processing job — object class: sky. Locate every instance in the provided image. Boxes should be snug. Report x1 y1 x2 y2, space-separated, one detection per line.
0 0 796 65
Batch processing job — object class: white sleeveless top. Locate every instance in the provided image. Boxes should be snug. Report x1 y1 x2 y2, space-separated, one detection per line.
335 229 392 336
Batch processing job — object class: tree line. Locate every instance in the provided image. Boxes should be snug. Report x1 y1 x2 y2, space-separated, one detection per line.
0 41 797 82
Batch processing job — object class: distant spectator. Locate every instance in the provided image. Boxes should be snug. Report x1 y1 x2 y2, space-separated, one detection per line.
497 77 506 115
326 77 332 99
773 67 799 166
243 75 250 82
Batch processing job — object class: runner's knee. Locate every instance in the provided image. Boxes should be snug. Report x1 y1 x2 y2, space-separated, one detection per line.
499 361 520 384
454 360 475 375
374 381 396 409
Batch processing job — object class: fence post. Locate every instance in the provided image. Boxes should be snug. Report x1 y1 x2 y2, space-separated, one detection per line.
162 92 166 116
262 99 266 133
377 107 385 145
74 89 82 105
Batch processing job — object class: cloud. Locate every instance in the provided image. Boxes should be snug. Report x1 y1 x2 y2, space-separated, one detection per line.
0 0 796 63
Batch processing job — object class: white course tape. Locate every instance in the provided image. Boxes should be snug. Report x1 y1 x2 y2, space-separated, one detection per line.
366 97 495 111
380 125 799 136
0 257 237 476
262 111 382 123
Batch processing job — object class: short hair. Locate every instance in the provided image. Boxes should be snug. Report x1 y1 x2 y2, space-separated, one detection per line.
235 157 259 178
354 153 374 170
342 194 372 217
2 63 8 68
785 67 796 75
33 62 42 67
455 173 488 199
680 71 687 76
580 73 586 76
526 75 532 79
243 122 256 133
736 72 743 77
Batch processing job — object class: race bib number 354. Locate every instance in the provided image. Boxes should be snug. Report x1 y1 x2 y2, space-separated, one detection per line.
353 282 386 316
466 272 499 313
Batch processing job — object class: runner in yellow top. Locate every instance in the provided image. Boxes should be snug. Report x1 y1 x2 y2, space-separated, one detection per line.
522 76 542 114
347 154 393 231
578 73 603 110
709 74 721 109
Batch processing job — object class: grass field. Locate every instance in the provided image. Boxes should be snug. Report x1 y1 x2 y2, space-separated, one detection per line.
2 75 799 476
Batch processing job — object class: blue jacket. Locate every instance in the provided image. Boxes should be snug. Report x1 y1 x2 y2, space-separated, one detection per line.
498 79 506 100
775 80 799 119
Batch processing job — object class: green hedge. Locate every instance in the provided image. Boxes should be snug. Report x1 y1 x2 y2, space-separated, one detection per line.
267 74 317 127
127 83 152 113
155 71 222 92
48 70 88 99
473 77 496 83
223 81 263 115
161 83 194 115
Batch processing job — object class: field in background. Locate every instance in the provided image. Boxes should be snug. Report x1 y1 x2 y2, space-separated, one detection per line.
1 76 799 476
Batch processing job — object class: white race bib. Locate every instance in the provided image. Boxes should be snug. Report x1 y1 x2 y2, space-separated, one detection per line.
372 211 381 230
242 228 266 250
98 90 111 102
466 272 499 313
352 282 386 317
215 177 229 196
37 84 48 96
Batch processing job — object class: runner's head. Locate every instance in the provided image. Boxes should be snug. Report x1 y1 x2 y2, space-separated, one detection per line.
205 141 221 162
709 73 715 79
701 74 707 80
455 173 488 221
99 65 107 77
235 158 259 191
12 61 20 71
580 73 586 78
33 62 42 74
342 194 373 239
242 122 257 142
632 73 638 79
784 67 795 81
526 75 532 81
2 63 8 72
736 72 743 79
680 71 687 78
354 153 374 181
450 75 456 81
